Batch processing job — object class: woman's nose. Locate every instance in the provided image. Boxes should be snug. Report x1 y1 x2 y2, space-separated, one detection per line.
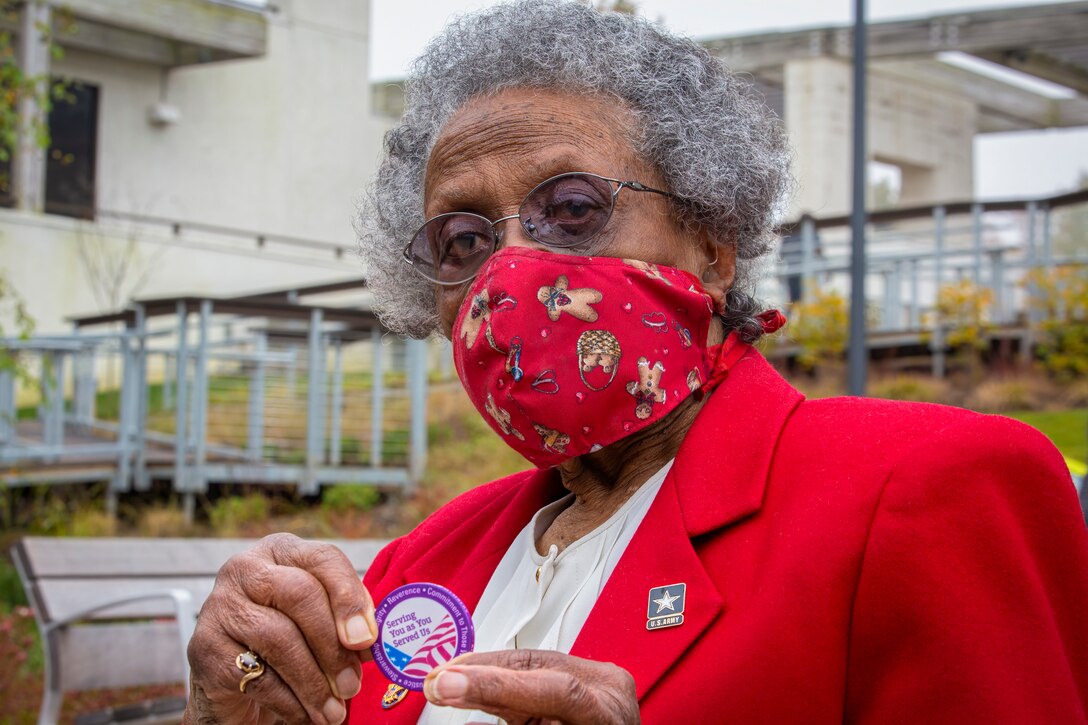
494 215 579 256
494 214 547 252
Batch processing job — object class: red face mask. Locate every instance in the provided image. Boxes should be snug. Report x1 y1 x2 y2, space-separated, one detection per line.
453 247 743 468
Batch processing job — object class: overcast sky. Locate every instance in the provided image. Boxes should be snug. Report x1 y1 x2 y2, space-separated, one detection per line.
369 0 1088 201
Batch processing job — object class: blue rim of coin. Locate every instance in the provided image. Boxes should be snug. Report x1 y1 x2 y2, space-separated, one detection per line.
371 582 474 691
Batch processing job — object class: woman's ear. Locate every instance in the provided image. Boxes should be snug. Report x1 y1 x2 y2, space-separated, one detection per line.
700 235 736 316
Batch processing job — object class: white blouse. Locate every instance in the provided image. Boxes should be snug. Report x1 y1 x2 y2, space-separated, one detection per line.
419 459 673 725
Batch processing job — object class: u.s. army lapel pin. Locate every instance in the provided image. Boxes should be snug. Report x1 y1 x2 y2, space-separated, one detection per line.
646 583 686 630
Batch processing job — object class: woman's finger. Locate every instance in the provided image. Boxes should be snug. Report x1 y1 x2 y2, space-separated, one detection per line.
187 627 310 725
257 533 378 651
423 662 638 725
216 598 347 725
237 562 363 699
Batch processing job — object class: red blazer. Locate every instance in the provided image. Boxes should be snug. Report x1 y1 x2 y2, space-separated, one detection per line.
348 350 1088 723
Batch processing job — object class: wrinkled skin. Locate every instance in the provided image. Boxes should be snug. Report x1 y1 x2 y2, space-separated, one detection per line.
183 87 738 725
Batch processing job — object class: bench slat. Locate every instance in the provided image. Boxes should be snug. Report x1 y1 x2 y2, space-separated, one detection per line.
58 622 187 691
36 577 217 623
19 537 389 579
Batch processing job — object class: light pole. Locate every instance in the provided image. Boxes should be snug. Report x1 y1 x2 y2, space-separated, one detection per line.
848 0 869 396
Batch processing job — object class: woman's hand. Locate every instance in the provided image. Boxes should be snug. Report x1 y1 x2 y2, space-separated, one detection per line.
183 533 378 725
423 650 639 725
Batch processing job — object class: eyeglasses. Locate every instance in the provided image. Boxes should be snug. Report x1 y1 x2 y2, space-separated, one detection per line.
402 171 673 285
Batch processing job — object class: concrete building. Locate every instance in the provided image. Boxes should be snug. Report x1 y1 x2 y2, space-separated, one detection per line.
701 2 1088 217
0 0 390 334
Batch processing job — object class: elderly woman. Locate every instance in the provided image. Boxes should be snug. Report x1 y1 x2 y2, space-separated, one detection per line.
184 3 1088 724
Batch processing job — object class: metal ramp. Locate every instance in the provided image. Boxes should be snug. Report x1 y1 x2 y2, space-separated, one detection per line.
1 282 429 513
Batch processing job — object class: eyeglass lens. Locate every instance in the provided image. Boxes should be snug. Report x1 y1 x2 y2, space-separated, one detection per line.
409 173 617 284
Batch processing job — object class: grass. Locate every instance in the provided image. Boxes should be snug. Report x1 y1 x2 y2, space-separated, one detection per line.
1006 409 1087 463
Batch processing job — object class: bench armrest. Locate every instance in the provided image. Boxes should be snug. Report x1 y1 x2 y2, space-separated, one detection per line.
43 589 196 698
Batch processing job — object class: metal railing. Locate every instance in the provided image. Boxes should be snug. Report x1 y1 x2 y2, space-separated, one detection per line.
769 189 1088 374
1 300 429 510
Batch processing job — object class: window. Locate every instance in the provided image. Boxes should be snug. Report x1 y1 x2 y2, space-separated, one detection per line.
45 80 98 219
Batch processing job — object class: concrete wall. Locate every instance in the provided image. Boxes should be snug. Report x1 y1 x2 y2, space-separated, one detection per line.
785 57 976 217
1 0 393 334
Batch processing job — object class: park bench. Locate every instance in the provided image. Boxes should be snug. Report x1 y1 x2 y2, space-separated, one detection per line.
12 536 389 725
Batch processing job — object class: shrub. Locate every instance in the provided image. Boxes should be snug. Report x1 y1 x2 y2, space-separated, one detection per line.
1024 265 1088 380
69 509 117 537
869 375 950 404
206 494 270 537
787 288 848 371
0 559 27 608
321 484 381 512
935 280 994 351
965 377 1049 413
137 505 193 538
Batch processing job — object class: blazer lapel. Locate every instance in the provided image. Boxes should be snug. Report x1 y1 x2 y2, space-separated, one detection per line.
570 471 724 699
571 350 804 699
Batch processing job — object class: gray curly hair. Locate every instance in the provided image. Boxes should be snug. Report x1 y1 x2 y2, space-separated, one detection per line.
357 0 791 341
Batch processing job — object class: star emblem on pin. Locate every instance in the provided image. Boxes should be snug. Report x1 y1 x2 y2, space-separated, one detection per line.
652 589 680 613
646 583 686 631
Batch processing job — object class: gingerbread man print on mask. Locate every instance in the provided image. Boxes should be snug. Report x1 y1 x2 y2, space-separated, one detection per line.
626 356 667 420
460 290 491 348
624 259 673 287
536 275 602 322
485 393 525 440
533 423 571 454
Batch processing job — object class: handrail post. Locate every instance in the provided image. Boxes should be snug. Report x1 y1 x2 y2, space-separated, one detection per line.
174 302 191 519
910 258 921 329
0 368 13 446
246 332 266 462
191 301 212 496
304 308 325 495
329 338 344 467
370 327 385 469
1022 201 1038 365
801 215 816 300
971 202 984 288
930 206 946 378
990 250 1006 325
133 304 150 491
112 338 133 503
408 338 428 492
42 351 64 462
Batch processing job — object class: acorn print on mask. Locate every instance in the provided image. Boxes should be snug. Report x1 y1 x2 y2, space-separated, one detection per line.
627 357 667 420
576 329 622 391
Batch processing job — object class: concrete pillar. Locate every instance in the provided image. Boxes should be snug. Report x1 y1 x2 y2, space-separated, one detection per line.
13 1 51 212
785 57 976 217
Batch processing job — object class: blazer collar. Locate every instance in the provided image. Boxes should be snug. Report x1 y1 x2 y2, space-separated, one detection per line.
671 347 805 536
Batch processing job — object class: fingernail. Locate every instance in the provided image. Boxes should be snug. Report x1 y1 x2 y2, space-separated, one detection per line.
323 696 346 725
345 614 373 645
336 667 361 698
434 670 469 701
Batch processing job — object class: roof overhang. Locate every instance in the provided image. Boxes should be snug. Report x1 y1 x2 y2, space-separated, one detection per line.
52 0 267 67
702 1 1088 133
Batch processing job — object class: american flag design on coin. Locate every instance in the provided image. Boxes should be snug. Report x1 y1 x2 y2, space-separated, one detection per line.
372 583 475 691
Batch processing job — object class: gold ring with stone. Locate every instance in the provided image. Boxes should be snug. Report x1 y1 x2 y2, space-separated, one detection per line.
236 650 266 693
